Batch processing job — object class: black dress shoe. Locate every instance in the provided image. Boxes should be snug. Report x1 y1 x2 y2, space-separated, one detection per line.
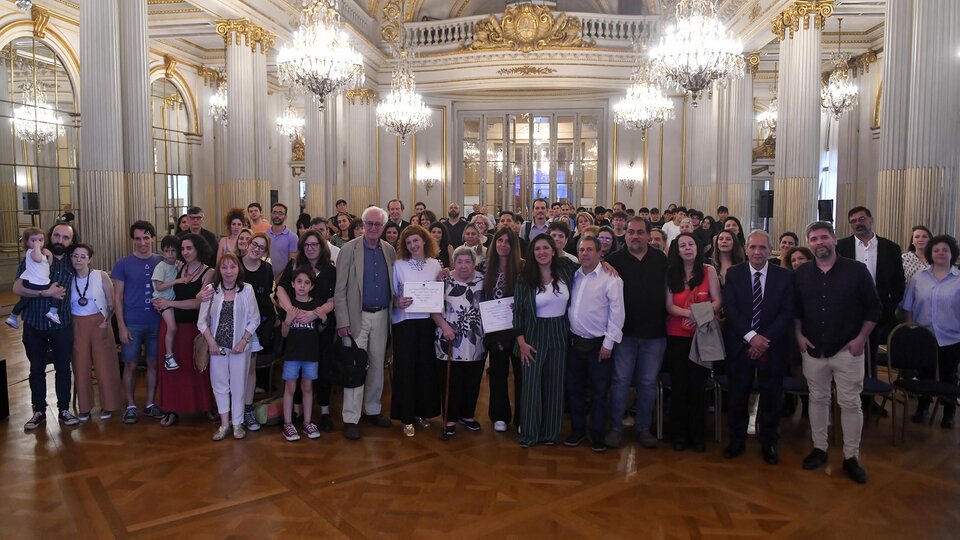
842 457 868 484
802 448 828 470
319 413 334 432
723 442 745 459
762 444 779 465
942 416 955 429
363 414 392 428
911 409 931 424
691 442 706 453
563 432 585 447
672 441 687 452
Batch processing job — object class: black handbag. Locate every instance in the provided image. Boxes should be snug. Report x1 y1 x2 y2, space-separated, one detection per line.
332 335 368 388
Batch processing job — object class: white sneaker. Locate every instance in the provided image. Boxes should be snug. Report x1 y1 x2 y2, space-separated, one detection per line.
5 314 18 329
494 421 508 432
164 354 180 371
45 311 61 325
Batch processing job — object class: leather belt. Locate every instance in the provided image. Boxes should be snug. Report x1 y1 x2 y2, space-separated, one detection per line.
362 306 387 313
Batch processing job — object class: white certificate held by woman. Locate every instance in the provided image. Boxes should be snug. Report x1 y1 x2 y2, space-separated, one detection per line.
405 281 445 313
479 296 514 333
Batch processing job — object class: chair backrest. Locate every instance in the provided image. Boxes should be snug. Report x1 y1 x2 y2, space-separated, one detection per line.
886 323 939 377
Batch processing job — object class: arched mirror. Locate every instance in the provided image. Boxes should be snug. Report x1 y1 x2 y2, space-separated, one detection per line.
151 77 193 236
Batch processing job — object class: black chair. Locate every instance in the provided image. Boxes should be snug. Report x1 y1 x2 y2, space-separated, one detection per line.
862 344 895 443
887 323 960 444
656 372 719 442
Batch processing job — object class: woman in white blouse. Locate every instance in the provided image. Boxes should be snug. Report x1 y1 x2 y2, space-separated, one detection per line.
391 225 443 437
902 225 933 282
70 243 121 421
198 252 261 441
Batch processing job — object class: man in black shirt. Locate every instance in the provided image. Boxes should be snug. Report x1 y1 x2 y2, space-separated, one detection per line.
604 217 668 449
794 221 881 484
175 206 218 267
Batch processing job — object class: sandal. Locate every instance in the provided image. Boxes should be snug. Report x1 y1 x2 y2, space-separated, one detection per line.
160 413 179 427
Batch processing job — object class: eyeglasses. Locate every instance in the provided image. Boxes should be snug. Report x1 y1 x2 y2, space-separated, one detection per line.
249 243 266 251
271 211 286 216
848 216 869 225
71 253 89 260
302 242 321 248
363 221 384 228
188 215 202 220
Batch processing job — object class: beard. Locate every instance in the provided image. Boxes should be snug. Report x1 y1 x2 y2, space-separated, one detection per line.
49 244 67 256
813 245 832 259
272 217 284 225
448 210 459 219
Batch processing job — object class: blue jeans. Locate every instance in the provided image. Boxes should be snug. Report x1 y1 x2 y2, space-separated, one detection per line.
566 335 613 441
120 323 159 362
23 323 74 412
609 336 666 432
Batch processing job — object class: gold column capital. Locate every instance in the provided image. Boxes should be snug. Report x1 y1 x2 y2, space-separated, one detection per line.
197 65 223 88
746 52 761 74
345 88 378 105
771 0 834 41
31 5 50 39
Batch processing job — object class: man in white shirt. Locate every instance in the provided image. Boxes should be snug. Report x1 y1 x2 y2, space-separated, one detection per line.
661 205 686 248
565 236 625 452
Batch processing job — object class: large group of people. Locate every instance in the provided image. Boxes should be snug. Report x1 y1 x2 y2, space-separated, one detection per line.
10 197 960 486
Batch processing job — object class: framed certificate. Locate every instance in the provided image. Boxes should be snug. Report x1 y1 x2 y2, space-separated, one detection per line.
479 296 514 333
405 281 445 313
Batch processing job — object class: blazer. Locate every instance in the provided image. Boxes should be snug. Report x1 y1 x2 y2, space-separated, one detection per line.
837 234 904 325
197 284 262 352
512 257 576 356
333 237 398 337
722 262 796 366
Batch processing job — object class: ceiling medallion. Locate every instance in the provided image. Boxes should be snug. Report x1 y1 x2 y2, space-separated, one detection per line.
466 4 594 53
497 65 557 76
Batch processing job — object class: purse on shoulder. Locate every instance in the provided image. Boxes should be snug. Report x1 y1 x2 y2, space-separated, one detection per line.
193 333 210 372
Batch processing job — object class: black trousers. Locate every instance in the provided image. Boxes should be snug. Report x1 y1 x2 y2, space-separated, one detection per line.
390 319 441 424
440 360 485 422
667 335 710 444
727 354 785 446
917 342 960 419
488 345 522 425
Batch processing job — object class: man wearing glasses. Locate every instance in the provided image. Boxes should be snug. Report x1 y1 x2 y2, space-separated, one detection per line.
268 203 299 281
175 206 218 266
334 206 397 440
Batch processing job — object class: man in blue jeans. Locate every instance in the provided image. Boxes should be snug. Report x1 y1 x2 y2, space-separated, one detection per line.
112 221 164 424
604 217 669 448
16 223 77 431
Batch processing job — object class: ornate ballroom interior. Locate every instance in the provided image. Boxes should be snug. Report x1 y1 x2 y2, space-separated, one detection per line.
0 0 956 275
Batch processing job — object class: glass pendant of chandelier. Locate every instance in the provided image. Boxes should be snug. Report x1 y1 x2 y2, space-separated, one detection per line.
376 1 431 145
277 0 364 110
821 18 858 120
12 82 65 144
208 69 228 126
649 0 744 107
276 96 305 139
756 89 778 138
16 0 32 12
613 56 674 142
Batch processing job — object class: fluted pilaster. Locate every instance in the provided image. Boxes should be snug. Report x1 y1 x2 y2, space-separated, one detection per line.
304 98 333 216
345 99 379 207
683 95 717 213
723 60 755 223
119 0 154 224
772 5 824 239
80 0 126 268
217 20 257 220
252 45 270 208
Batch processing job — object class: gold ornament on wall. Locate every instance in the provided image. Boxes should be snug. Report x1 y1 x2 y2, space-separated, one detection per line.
771 0 834 41
292 133 305 162
466 4 594 53
380 0 402 46
31 5 50 38
497 65 557 76
745 52 761 75
346 87 379 105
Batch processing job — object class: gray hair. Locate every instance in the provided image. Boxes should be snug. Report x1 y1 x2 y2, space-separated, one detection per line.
452 245 478 265
747 229 772 247
361 205 387 224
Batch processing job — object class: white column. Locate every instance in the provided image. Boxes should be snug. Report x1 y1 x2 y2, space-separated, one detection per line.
683 95 717 213
304 97 328 216
80 0 126 268
119 0 154 224
217 19 258 221
902 0 960 239
724 55 756 223
875 0 913 242
345 98 378 207
252 38 271 208
771 4 826 239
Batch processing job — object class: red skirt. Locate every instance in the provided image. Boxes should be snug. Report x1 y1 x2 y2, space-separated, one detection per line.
157 320 213 414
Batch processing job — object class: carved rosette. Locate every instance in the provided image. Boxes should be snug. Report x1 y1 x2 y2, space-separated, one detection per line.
771 0 834 41
467 4 594 53
380 0 402 47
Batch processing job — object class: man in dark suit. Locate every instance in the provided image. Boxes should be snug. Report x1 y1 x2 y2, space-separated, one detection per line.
386 199 410 232
722 230 796 464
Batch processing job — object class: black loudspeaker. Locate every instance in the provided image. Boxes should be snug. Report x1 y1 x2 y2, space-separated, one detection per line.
818 199 834 222
22 192 39 215
758 190 774 218
270 189 279 207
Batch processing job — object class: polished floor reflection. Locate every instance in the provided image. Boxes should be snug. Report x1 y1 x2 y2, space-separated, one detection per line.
0 321 958 539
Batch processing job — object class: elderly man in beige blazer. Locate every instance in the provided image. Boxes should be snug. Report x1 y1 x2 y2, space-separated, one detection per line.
335 206 397 440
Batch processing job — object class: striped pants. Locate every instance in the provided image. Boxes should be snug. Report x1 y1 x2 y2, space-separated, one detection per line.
519 316 568 446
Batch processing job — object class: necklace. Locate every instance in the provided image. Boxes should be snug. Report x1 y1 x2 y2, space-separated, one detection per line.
74 271 91 306
221 282 237 291
182 261 202 281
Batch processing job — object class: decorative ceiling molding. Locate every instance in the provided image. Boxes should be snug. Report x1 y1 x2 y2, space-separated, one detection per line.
497 65 557 76
466 4 594 53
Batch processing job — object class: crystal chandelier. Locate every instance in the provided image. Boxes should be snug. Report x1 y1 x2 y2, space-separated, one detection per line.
614 58 674 141
649 0 744 107
821 18 858 120
277 0 364 110
16 0 32 12
276 96 305 139
208 71 228 126
12 82 64 144
756 91 777 138
376 49 432 144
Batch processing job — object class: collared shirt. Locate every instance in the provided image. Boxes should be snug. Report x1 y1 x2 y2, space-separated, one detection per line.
362 240 390 309
267 227 298 279
523 220 550 241
743 261 769 343
794 257 883 358
854 233 878 282
605 247 668 338
17 254 73 330
901 266 960 346
569 265 624 349
662 220 681 248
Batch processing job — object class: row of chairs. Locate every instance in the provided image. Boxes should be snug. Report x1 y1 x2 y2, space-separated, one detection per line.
653 323 960 445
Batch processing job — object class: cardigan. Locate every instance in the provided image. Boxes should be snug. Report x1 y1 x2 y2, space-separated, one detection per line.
197 284 262 353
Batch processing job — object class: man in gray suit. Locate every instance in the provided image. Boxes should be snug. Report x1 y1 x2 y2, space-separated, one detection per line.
335 206 397 440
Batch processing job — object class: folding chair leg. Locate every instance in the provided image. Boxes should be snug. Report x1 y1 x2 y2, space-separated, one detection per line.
715 386 722 443
656 385 663 440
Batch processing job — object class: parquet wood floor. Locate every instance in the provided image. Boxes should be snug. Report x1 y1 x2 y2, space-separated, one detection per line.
1 322 958 539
